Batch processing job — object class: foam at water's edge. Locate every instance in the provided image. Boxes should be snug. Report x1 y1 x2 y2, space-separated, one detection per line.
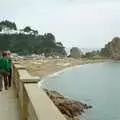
38 62 106 87
38 64 82 87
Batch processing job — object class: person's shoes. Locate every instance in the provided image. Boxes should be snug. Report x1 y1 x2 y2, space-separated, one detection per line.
0 89 2 92
5 87 8 90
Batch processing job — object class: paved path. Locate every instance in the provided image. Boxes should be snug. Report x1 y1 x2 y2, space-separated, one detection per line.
0 87 20 120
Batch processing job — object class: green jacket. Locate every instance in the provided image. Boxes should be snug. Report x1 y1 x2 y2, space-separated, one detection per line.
7 58 12 70
0 56 9 72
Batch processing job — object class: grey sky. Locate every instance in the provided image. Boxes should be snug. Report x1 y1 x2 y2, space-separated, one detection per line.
1 0 120 48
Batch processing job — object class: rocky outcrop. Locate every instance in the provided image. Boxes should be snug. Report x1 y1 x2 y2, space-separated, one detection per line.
44 89 92 120
100 37 120 59
70 47 82 58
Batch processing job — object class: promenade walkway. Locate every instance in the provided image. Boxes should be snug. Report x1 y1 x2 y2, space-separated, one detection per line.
0 87 20 120
0 62 66 120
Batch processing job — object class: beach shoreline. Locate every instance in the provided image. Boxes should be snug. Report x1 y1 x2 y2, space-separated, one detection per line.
39 59 108 87
17 58 109 78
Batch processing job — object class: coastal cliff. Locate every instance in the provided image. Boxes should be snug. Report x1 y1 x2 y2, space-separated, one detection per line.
44 89 92 120
100 37 120 59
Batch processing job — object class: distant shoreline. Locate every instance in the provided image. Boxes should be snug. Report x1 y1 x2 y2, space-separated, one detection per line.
18 58 109 78
38 59 109 87
39 59 108 83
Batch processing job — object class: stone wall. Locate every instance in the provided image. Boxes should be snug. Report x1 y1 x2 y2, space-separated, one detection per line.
12 62 66 120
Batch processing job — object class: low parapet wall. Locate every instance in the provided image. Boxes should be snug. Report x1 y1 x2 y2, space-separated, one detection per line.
12 62 66 120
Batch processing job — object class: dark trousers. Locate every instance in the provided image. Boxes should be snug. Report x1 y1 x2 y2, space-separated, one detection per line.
4 75 8 90
8 68 12 87
0 74 3 91
0 70 9 90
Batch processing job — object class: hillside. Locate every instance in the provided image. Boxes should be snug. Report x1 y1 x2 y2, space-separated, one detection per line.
100 37 120 59
0 20 66 56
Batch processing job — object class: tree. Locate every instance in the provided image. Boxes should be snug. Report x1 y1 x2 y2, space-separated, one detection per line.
23 26 32 32
23 26 38 35
0 20 17 31
32 30 38 35
0 27 2 32
44 33 55 42
56 42 63 47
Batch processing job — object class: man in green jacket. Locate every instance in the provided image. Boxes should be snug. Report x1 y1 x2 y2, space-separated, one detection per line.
3 51 12 87
0 49 9 91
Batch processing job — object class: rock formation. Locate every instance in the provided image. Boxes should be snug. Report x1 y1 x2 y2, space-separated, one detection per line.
70 47 82 58
100 37 120 59
44 89 92 120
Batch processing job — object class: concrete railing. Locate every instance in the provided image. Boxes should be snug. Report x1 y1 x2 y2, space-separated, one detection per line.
12 62 66 120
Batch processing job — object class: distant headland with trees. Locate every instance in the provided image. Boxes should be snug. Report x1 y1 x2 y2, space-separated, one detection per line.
0 20 66 56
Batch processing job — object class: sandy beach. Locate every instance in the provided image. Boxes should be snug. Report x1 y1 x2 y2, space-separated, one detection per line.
16 58 107 77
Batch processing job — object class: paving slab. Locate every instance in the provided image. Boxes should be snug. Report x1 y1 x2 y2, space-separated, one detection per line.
0 87 20 120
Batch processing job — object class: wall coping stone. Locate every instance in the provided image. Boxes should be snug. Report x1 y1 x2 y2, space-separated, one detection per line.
25 84 66 120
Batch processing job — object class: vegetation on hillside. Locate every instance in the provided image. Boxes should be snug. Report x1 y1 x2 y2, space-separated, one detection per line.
0 20 66 56
0 20 17 31
83 50 101 59
100 37 120 59
81 37 120 60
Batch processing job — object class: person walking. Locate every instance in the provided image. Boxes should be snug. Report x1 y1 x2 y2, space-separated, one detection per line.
0 49 10 91
2 51 12 87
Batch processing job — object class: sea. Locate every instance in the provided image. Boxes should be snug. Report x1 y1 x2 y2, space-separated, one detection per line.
39 61 120 120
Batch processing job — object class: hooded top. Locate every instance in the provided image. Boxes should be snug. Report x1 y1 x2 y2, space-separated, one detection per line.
2 51 12 70
0 56 10 72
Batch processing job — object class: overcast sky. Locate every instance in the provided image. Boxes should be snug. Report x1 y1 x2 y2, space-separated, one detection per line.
0 0 120 48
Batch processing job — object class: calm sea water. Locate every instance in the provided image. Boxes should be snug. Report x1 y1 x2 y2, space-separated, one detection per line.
41 61 120 120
